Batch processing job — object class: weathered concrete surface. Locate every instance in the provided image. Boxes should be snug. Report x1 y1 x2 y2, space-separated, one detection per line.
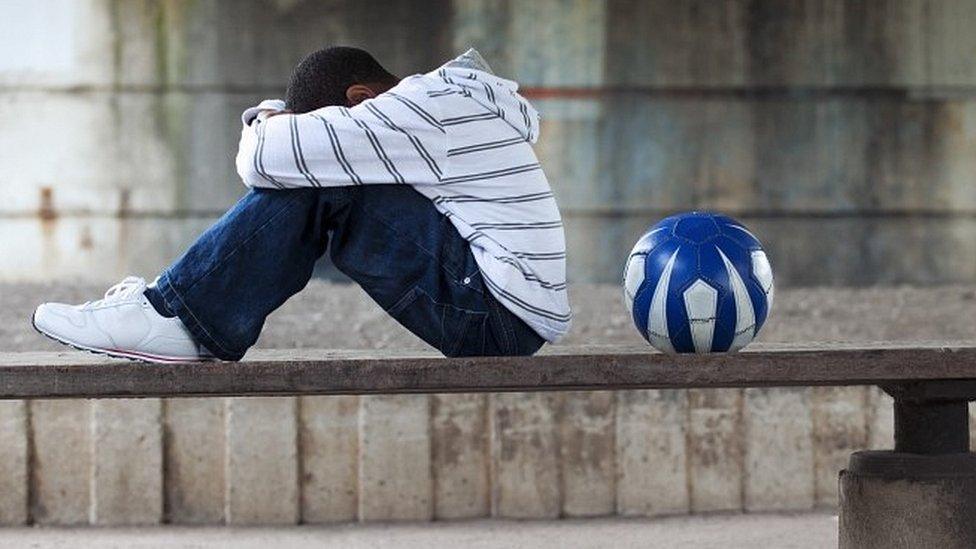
0 401 27 525
615 390 689 517
0 0 450 213
560 391 615 517
0 0 454 281
225 397 299 525
743 388 814 511
865 387 895 450
970 405 976 453
91 399 163 525
0 513 839 549
28 400 91 525
358 395 432 521
431 394 490 520
300 395 359 523
603 0 976 88
6 284 976 355
839 453 976 549
164 398 225 524
490 393 561 519
3 1 976 285
687 389 743 512
566 216 976 286
812 387 868 507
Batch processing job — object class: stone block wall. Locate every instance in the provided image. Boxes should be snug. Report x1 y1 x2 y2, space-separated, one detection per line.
1 387 969 525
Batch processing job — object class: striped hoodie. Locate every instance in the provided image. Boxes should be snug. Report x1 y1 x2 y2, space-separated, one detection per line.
235 49 572 342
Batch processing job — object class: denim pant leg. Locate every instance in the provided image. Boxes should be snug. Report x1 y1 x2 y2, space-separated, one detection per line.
330 185 546 357
155 184 544 360
156 187 354 360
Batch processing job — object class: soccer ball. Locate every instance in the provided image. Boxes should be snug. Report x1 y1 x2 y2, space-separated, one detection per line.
623 212 774 354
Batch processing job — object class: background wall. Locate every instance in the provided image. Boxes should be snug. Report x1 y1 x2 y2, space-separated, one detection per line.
1 0 974 284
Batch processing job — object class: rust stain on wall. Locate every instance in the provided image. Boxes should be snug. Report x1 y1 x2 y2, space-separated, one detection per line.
38 188 56 222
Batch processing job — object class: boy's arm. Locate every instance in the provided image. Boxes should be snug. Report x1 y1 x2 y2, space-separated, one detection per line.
240 98 288 126
235 93 446 189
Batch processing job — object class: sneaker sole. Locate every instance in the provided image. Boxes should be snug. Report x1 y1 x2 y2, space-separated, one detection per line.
31 311 214 365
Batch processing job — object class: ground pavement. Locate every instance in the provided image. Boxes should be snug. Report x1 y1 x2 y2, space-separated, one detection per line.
0 513 836 548
4 282 975 351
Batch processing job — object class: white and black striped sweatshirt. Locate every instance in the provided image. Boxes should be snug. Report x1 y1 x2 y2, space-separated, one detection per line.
235 49 571 342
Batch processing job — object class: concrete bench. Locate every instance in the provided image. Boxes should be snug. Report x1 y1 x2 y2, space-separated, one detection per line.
3 341 976 548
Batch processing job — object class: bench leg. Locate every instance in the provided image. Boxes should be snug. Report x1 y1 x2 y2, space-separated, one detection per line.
839 397 976 549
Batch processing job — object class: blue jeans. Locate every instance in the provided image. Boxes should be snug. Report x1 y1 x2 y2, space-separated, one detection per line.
155 185 546 361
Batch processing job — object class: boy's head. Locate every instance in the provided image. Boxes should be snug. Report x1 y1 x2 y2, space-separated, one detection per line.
285 46 399 113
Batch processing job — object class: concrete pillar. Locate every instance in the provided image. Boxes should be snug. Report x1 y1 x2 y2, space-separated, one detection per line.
490 393 560 518
742 388 814 511
866 386 895 449
812 386 868 506
560 391 615 517
28 400 91 525
615 389 689 517
0 401 27 525
358 395 432 521
225 397 299 525
164 398 225 524
431 394 490 520
91 399 163 525
969 402 976 452
687 388 744 512
299 395 359 523
840 451 976 549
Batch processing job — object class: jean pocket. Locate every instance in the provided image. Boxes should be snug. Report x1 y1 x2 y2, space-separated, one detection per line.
453 266 485 296
387 287 487 357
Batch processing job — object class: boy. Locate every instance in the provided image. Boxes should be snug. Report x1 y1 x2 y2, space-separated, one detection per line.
32 47 571 362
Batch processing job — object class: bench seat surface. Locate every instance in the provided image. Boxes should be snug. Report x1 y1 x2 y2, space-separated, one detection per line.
1 341 975 399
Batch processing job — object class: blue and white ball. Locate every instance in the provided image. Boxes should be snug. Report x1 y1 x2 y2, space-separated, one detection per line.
623 212 774 354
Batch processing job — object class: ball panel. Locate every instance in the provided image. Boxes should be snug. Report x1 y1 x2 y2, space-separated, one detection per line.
717 247 757 352
682 279 719 354
622 252 646 316
719 238 764 331
631 238 681 339
663 245 700 354
711 293 737 352
697 244 737 352
673 214 721 243
644 247 680 354
745 279 770 336
633 225 672 253
750 250 775 313
719 220 762 251
630 273 654 340
665 307 695 353
751 250 774 291
653 213 685 233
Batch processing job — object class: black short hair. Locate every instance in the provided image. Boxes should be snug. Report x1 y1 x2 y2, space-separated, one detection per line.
285 46 398 113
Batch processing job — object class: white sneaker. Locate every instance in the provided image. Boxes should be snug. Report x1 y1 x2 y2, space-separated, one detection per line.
32 276 213 364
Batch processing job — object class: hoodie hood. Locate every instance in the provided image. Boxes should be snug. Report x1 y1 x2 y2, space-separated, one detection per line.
432 48 541 143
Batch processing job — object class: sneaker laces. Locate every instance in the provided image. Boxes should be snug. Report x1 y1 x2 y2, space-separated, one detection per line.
83 276 148 309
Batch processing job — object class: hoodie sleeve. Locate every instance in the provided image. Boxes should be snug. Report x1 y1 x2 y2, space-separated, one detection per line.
240 98 287 126
235 92 447 189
